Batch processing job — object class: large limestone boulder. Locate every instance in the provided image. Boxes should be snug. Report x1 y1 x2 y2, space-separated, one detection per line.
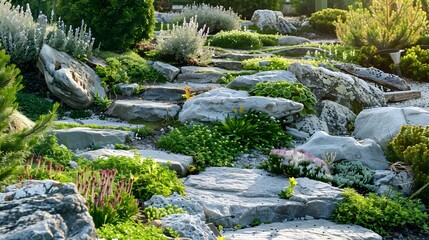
37 44 106 109
297 131 389 170
291 115 329 137
354 107 429 150
227 70 297 90
0 180 97 239
106 100 181 122
288 63 386 113
320 100 356 136
223 220 382 240
79 148 135 161
251 10 296 34
184 167 343 227
179 88 303 123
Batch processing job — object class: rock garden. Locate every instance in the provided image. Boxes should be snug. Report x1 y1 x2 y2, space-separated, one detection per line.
1 0 429 239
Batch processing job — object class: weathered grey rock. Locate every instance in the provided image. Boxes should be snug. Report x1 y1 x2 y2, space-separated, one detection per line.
291 115 329 137
8 111 35 132
211 59 243 71
277 17 297 34
278 36 310 46
68 161 78 169
177 66 228 83
106 100 181 122
145 193 205 221
270 47 330 57
79 148 135 161
138 150 193 176
184 167 343 227
179 88 303 123
335 63 410 91
162 214 217 240
251 10 296 34
373 170 413 196
215 53 271 61
227 70 297 90
223 220 382 240
0 180 97 239
153 61 180 81
297 131 389 170
37 44 106 109
53 127 134 150
320 100 356 136
141 86 186 102
354 107 429 150
115 83 139 97
288 63 386 112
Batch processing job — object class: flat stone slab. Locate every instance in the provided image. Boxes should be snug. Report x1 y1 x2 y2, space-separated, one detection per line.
106 100 181 122
227 70 297 90
384 90 421 102
79 148 135 161
184 167 343 228
215 53 271 61
223 220 382 240
177 66 229 83
211 59 243 71
141 86 185 102
138 150 193 176
53 127 134 150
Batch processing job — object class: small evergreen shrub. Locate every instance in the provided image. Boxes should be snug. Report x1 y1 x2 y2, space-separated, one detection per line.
172 4 241 34
335 0 427 50
97 221 168 240
143 205 187 221
387 125 429 202
249 81 317 116
209 31 280 50
400 46 429 82
333 188 429 235
191 0 282 19
262 149 332 182
309 8 347 34
258 34 281 46
330 160 376 193
242 56 319 71
215 109 292 152
58 0 155 50
88 155 185 201
156 17 212 65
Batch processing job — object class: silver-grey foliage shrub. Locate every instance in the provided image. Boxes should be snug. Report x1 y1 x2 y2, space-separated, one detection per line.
0 1 45 65
171 4 241 34
156 17 212 66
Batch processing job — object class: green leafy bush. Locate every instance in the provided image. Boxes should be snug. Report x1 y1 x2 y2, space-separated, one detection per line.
335 0 427 50
97 221 168 240
143 205 187 221
291 0 371 16
156 17 212 65
88 155 185 201
157 124 241 169
261 149 332 182
249 81 317 116
242 56 319 71
58 0 155 50
330 160 376 193
16 92 55 121
31 134 74 166
215 109 292 151
400 46 429 82
333 188 429 235
309 8 347 34
172 4 241 34
387 125 429 202
191 0 282 19
209 31 280 50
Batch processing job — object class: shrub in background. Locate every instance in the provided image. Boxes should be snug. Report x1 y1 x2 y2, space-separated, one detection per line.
191 0 282 19
330 160 376 193
333 188 429 235
309 8 347 34
291 0 372 16
400 46 429 82
172 4 241 34
58 0 155 50
335 0 427 50
88 155 185 201
156 17 212 65
209 30 263 50
249 81 317 116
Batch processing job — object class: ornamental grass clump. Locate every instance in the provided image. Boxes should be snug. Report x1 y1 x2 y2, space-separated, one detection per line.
156 17 212 66
172 4 241 34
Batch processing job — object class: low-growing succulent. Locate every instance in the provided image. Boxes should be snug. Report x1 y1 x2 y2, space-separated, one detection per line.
143 205 187 221
330 160 376 193
249 81 317 116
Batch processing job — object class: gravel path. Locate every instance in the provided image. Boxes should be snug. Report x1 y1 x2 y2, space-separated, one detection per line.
387 80 429 110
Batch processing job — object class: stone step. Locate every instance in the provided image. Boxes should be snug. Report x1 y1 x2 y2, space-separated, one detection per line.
176 66 229 83
183 167 343 228
140 86 185 102
223 220 382 240
78 148 193 176
106 100 181 122
211 59 243 71
52 127 134 150
215 53 271 61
